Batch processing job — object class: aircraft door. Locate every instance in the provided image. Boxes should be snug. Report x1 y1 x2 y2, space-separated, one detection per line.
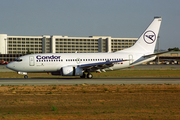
129 55 133 65
29 56 35 66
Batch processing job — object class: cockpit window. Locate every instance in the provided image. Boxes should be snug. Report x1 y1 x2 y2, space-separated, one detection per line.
14 58 22 62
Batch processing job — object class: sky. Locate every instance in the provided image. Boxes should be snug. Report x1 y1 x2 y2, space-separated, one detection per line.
0 0 180 50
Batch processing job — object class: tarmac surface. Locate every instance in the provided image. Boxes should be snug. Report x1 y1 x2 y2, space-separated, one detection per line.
0 64 180 85
0 77 180 85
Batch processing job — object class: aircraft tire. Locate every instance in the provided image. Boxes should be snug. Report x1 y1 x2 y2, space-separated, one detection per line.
24 75 28 79
87 73 93 79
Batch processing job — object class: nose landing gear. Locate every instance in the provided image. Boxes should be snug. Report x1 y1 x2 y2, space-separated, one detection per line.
18 72 28 79
24 75 28 79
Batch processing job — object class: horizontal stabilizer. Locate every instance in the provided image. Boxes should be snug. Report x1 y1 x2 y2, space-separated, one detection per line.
143 51 171 57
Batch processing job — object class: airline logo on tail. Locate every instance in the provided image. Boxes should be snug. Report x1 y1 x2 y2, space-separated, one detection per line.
143 30 156 44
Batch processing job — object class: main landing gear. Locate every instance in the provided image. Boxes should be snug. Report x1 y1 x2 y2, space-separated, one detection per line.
87 73 93 79
80 72 93 79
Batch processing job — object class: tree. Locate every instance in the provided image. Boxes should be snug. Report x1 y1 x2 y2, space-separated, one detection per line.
168 47 180 51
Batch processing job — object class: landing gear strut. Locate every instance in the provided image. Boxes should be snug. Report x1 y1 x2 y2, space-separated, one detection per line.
80 73 86 78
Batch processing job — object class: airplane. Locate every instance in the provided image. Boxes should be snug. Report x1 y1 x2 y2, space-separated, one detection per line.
7 17 164 79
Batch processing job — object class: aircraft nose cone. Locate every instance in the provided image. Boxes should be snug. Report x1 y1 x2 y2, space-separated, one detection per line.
6 63 10 69
6 62 14 70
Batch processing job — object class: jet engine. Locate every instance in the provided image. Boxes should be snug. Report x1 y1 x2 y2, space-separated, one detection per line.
61 66 83 76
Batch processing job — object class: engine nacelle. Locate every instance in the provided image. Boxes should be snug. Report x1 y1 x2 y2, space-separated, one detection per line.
61 66 83 76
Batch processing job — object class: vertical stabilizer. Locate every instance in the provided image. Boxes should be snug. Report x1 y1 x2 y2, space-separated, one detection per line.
119 17 162 54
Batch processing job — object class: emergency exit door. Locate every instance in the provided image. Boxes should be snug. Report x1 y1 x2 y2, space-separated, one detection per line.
29 56 35 66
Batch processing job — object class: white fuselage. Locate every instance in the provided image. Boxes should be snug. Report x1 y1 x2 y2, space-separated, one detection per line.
6 51 155 73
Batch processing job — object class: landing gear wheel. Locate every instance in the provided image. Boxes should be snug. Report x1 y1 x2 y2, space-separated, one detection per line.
87 73 93 79
24 75 28 79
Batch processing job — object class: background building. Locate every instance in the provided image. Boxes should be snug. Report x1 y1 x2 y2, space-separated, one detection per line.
0 34 137 54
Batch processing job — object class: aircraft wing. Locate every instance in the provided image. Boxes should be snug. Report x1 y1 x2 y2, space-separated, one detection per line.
78 59 127 72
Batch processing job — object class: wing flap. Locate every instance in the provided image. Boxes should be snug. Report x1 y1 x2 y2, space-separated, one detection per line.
78 59 127 70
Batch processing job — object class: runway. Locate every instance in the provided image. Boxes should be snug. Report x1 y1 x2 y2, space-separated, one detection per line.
0 77 180 85
1 65 180 85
